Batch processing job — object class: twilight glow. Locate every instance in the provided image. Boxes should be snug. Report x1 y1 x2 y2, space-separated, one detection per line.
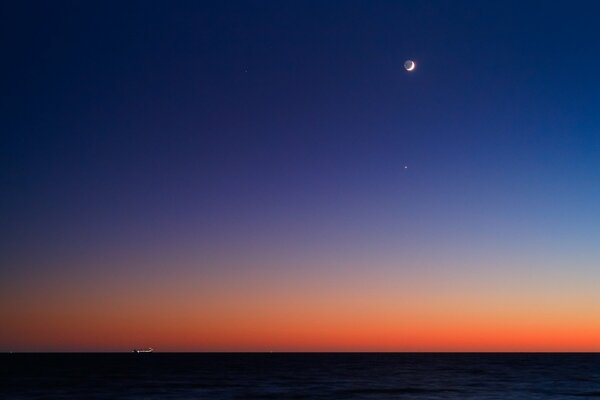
2 1 600 352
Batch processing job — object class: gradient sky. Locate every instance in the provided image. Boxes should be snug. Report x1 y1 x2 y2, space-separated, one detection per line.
2 1 600 351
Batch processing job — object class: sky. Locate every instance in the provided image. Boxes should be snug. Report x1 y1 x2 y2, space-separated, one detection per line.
2 0 600 352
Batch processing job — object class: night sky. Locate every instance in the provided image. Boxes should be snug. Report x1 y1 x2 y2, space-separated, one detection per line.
2 1 600 351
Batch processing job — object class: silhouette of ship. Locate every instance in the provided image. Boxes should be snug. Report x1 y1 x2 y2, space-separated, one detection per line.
132 348 154 353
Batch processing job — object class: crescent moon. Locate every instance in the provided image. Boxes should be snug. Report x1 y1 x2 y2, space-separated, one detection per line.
404 60 416 71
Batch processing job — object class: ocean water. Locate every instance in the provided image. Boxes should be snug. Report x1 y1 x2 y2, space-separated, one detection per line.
2 353 600 399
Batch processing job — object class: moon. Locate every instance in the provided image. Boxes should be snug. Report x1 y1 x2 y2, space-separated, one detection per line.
404 60 416 71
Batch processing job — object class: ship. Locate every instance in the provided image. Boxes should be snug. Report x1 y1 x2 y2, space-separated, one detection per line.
132 348 154 353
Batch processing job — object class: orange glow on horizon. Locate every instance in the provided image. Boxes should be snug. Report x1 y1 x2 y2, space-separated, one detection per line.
3 271 600 352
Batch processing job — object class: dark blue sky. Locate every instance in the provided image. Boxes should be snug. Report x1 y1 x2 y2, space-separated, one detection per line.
2 1 600 350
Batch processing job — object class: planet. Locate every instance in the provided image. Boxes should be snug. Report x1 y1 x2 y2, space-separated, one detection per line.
404 60 416 71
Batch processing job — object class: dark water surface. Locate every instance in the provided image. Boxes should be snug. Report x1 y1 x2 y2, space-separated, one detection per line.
3 353 600 399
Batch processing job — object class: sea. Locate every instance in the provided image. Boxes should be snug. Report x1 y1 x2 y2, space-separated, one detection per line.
2 353 600 399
